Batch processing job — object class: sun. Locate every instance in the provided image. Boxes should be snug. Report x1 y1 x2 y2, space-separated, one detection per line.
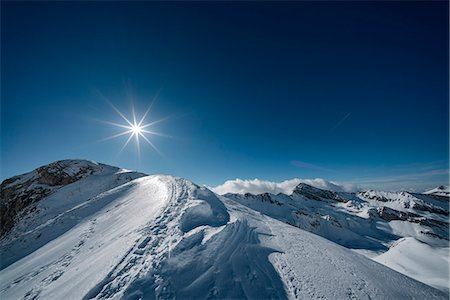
131 123 143 135
99 98 168 158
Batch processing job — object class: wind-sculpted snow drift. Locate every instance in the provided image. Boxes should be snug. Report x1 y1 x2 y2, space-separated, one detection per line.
0 160 448 299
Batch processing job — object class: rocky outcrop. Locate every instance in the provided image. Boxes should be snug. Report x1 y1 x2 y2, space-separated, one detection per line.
0 185 51 237
0 160 102 237
376 206 420 222
292 183 346 202
36 164 93 186
237 192 284 206
412 202 448 216
358 191 389 202
375 206 448 240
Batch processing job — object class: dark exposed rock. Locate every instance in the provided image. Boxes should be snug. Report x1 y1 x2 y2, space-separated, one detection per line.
376 206 420 222
242 192 284 206
0 160 101 237
292 183 346 202
420 230 446 240
33 159 101 187
413 218 449 230
377 206 421 221
412 202 448 216
0 185 52 237
376 206 449 240
358 191 389 202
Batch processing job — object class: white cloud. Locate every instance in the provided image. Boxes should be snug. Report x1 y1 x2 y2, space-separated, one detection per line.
210 178 358 195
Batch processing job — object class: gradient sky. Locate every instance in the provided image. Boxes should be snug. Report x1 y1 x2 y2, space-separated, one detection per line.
1 1 449 191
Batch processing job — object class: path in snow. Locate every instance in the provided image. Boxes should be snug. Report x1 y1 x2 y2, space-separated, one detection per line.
0 175 447 299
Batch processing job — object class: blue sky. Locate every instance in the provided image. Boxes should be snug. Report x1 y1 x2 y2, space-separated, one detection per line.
1 1 448 191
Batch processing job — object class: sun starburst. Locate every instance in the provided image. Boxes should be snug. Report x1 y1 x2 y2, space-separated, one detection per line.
99 98 169 159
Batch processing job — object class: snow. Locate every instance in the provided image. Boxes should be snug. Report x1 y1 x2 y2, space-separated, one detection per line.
374 237 450 293
0 175 232 299
357 190 447 215
225 184 449 292
265 219 444 299
0 161 448 299
225 191 394 251
179 187 229 232
424 185 450 197
224 199 446 299
0 176 173 299
0 164 146 270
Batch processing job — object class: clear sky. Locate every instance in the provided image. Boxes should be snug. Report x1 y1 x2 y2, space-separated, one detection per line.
1 1 449 191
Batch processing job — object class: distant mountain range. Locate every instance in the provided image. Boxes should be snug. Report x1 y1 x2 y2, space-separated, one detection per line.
0 159 448 299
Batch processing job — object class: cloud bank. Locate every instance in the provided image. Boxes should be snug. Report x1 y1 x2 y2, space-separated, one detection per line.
210 178 357 195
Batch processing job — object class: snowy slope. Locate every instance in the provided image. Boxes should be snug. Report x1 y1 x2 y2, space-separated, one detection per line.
357 190 449 245
0 175 229 299
223 199 446 299
374 237 449 293
0 161 447 299
225 183 449 293
0 160 146 269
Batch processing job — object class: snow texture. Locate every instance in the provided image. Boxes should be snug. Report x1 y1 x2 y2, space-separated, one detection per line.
0 160 448 299
374 237 449 293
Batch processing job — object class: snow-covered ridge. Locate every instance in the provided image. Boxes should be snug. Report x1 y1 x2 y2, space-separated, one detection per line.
425 185 450 198
0 160 448 299
0 159 146 242
292 182 346 202
0 175 229 299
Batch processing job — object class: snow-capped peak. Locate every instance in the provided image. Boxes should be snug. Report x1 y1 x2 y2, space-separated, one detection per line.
424 185 450 197
291 182 346 202
0 159 146 237
3 159 114 188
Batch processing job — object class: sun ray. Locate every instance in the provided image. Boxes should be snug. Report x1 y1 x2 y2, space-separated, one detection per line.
141 129 172 138
135 130 141 160
140 116 170 128
138 90 160 126
117 133 134 156
107 100 134 127
98 130 133 142
139 131 164 157
98 120 133 130
138 103 153 127
131 102 137 126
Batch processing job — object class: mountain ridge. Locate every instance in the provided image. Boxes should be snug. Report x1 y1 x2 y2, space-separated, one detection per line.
0 159 448 298
225 180 449 292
